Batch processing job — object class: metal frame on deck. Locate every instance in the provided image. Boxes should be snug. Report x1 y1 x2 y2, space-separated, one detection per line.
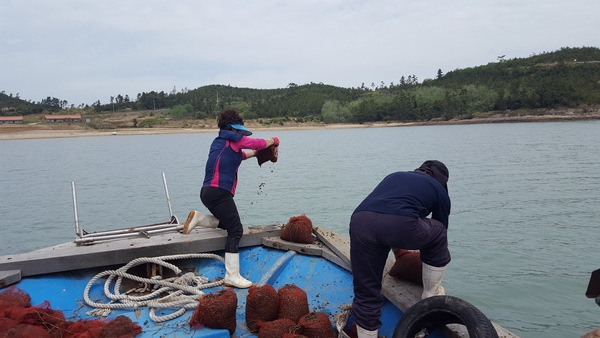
72 173 182 244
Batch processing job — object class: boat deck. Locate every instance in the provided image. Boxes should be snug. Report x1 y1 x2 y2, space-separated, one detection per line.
0 223 518 337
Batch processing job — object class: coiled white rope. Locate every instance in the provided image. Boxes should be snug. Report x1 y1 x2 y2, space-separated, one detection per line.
84 253 225 322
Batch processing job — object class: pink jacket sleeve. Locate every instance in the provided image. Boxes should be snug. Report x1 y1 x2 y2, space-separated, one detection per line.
231 136 268 160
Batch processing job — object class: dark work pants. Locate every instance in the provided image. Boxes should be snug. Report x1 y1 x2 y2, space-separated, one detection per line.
200 186 244 253
349 210 450 330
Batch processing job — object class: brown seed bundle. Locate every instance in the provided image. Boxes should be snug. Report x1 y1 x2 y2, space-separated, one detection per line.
298 312 335 338
246 284 280 333
280 214 314 244
278 284 309 323
257 318 297 338
388 249 423 284
189 288 238 334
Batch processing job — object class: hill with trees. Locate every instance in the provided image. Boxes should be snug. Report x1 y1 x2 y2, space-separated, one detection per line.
2 46 600 128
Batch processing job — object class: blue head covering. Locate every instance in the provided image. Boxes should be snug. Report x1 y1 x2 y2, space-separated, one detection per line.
227 123 252 136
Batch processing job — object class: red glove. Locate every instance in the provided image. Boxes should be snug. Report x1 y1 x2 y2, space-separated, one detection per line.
272 137 279 146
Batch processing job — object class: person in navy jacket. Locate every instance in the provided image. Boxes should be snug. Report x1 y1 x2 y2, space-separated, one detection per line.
349 160 451 338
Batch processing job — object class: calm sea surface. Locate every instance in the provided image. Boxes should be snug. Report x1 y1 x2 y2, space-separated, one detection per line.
1 121 599 337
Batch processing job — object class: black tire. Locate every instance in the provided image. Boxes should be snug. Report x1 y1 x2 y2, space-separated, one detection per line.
393 295 499 338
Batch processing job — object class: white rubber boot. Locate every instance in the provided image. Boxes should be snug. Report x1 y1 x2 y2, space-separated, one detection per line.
223 252 252 288
421 263 446 299
182 210 219 234
356 325 378 338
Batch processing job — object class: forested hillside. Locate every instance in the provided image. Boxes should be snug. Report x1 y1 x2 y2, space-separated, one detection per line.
2 46 599 125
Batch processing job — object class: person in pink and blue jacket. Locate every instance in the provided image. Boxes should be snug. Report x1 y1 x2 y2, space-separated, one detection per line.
182 109 279 288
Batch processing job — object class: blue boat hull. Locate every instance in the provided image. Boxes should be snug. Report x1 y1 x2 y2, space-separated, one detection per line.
12 245 405 337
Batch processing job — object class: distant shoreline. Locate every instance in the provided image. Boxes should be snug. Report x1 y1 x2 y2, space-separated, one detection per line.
1 113 599 141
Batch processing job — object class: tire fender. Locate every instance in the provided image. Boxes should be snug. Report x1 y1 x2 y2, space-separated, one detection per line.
393 295 499 338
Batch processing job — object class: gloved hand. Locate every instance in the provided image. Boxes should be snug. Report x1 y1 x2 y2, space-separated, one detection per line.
256 139 279 166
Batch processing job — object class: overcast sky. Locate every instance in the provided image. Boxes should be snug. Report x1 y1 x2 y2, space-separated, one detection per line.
1 0 599 106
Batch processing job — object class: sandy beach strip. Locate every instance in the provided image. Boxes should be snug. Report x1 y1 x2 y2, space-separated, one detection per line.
0 122 417 141
0 127 205 141
1 113 599 141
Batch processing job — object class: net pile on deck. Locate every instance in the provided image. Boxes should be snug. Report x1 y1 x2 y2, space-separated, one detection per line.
0 286 142 338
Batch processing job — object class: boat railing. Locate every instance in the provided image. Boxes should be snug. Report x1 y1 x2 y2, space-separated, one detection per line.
72 172 182 245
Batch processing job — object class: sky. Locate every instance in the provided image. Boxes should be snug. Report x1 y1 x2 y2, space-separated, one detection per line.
1 0 599 107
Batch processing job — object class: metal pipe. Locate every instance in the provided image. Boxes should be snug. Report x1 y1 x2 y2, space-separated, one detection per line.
71 182 83 238
77 222 179 238
74 225 184 244
162 172 174 218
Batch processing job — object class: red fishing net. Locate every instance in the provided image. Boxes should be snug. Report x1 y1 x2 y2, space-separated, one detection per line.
189 288 238 334
298 312 335 338
257 318 297 338
247 284 337 338
0 286 142 338
277 284 309 323
246 284 280 333
0 286 30 308
282 333 309 338
388 249 423 284
280 214 314 244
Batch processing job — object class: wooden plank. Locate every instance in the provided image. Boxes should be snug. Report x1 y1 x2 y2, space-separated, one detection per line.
320 246 351 271
0 270 21 287
262 237 327 256
381 273 422 312
0 224 283 277
262 236 350 271
313 226 351 269
490 323 520 338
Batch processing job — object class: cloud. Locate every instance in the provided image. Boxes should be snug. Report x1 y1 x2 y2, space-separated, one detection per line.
1 0 599 105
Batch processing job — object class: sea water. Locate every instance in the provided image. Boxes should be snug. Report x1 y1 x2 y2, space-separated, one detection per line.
1 120 599 337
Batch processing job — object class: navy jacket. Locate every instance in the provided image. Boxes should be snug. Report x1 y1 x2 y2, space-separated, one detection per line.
354 171 451 228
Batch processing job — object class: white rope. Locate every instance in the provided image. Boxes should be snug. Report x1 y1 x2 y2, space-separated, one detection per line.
84 253 225 322
334 304 353 338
